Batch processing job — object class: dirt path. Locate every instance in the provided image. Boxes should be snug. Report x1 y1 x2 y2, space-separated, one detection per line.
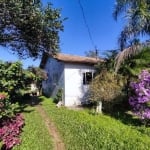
35 104 65 150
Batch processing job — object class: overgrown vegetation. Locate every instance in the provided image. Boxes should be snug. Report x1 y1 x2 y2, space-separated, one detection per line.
129 70 150 125
0 92 24 149
0 60 46 149
88 50 127 113
41 97 150 150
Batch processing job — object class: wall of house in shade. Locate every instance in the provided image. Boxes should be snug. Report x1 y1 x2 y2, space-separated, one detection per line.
42 57 65 102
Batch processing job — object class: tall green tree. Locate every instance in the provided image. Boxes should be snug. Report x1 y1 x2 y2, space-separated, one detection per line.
113 0 150 71
113 0 150 50
0 0 64 58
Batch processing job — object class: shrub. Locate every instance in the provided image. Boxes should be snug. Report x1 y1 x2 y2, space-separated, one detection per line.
53 89 63 104
0 92 24 149
89 71 125 113
0 92 15 118
0 114 24 150
129 70 150 124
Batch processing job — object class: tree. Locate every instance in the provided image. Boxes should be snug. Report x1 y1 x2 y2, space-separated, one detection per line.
27 66 47 94
0 0 64 58
118 47 150 77
89 71 125 113
115 42 150 72
113 0 150 50
113 1 150 71
85 49 98 58
95 50 118 74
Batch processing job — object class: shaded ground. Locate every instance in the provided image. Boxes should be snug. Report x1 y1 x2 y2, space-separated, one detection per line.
30 96 65 150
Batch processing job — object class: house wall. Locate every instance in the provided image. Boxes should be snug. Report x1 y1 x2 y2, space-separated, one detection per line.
42 58 65 103
64 63 95 106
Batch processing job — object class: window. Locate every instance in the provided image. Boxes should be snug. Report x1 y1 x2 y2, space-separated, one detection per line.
83 72 93 85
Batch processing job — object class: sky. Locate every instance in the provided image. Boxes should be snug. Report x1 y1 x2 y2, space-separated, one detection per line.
0 0 124 68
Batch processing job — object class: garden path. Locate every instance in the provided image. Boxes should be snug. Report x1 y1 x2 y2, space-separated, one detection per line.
32 96 65 150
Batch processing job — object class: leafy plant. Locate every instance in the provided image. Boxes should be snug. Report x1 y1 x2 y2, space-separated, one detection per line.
0 61 25 102
129 70 150 124
89 71 125 113
0 92 15 118
0 0 64 58
0 114 24 150
54 89 63 104
0 61 43 102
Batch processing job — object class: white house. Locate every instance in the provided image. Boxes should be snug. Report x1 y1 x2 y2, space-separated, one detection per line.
40 53 102 106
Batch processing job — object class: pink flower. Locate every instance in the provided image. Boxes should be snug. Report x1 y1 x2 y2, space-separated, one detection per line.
0 93 6 100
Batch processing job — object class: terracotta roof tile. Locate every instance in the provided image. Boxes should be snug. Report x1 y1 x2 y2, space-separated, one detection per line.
53 53 103 64
40 53 103 68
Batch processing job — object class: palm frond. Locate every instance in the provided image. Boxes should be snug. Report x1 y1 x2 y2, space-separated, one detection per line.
115 44 143 72
115 41 150 72
113 0 131 20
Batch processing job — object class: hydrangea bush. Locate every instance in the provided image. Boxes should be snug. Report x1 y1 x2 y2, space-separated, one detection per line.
129 70 150 123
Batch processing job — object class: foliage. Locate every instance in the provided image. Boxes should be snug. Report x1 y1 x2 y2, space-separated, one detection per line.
85 49 98 58
0 92 16 118
115 43 150 73
118 47 150 76
41 97 150 150
0 114 24 150
0 60 44 100
53 89 63 103
0 92 24 150
95 50 118 74
0 0 64 58
89 71 125 111
113 0 150 50
14 106 53 150
0 61 25 101
129 70 150 124
27 66 48 94
27 66 47 81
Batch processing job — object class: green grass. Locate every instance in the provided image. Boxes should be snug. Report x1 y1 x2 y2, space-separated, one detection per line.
13 106 53 150
40 96 150 150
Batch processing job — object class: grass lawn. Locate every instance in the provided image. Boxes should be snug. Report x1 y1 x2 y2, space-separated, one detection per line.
40 96 150 150
13 105 53 150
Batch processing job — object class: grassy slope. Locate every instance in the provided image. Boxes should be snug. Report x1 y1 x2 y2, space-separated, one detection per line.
13 106 53 150
41 96 150 150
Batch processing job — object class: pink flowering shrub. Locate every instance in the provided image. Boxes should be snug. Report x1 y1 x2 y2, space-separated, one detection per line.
0 92 24 149
129 70 150 123
0 114 24 150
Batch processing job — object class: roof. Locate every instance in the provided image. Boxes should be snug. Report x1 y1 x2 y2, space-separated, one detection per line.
53 53 102 63
40 53 103 68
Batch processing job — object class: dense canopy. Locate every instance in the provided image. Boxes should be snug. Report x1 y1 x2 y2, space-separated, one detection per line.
0 0 64 58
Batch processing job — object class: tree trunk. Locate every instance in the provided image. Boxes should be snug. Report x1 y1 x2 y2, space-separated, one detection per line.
96 101 102 114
